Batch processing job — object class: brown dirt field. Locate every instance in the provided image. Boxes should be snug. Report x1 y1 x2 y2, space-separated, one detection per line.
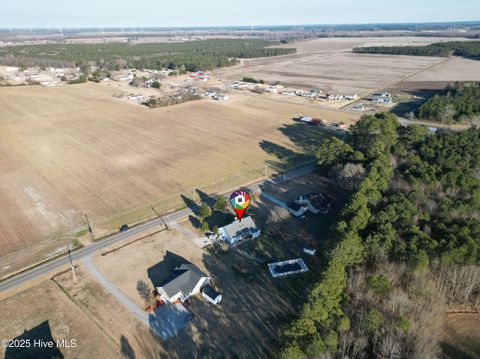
0 83 359 271
408 57 480 82
93 229 206 308
213 37 463 95
52 265 170 359
0 280 117 358
441 313 480 359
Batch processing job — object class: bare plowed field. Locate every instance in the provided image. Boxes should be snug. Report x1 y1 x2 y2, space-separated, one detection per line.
214 37 475 95
0 83 357 267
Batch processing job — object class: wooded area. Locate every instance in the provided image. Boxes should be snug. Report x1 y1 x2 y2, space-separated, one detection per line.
0 39 296 72
280 113 480 358
353 41 480 58
416 82 480 123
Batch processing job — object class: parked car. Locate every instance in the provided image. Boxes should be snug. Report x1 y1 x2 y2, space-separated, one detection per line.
120 224 129 233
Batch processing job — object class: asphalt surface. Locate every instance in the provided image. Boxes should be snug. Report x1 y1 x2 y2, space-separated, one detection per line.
0 162 314 293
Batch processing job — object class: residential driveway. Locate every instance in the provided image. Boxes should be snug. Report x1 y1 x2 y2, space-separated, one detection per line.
169 220 212 248
82 255 189 340
259 192 288 208
148 304 190 340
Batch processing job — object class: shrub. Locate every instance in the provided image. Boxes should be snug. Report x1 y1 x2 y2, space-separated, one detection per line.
200 221 210 233
213 196 227 212
368 274 392 296
364 308 383 332
198 203 212 219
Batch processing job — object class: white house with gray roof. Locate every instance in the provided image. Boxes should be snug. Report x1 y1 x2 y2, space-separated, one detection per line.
218 216 261 246
154 263 210 304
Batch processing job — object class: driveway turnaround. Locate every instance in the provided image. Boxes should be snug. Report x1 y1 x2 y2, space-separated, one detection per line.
82 255 189 340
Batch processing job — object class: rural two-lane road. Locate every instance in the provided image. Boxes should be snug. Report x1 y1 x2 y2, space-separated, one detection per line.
0 162 315 293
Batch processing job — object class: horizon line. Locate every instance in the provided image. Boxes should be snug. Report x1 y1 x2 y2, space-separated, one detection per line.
1 19 480 31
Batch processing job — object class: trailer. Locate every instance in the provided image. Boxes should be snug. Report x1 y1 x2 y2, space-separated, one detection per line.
297 116 325 126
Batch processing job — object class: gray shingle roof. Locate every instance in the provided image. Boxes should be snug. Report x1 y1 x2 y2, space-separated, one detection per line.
221 216 259 239
160 263 207 298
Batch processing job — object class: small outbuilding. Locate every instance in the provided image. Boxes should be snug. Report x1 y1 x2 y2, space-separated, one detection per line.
201 285 222 305
303 245 316 256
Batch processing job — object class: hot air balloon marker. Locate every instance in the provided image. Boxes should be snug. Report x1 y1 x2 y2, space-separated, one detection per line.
230 190 251 221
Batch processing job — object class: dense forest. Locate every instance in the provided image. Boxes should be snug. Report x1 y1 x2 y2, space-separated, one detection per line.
353 41 480 58
416 82 480 123
280 113 480 358
0 39 295 72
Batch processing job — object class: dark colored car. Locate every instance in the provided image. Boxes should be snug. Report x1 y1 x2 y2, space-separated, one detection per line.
120 224 129 233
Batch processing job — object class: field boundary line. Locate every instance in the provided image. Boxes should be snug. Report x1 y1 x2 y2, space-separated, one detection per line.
0 244 84 282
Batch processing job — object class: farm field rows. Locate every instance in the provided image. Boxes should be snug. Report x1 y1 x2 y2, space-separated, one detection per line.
0 83 358 273
214 37 477 95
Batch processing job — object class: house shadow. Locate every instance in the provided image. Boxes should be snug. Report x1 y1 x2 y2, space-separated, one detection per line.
147 251 191 289
5 321 64 359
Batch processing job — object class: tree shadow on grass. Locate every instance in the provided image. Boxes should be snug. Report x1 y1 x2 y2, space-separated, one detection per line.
120 335 136 359
206 211 235 229
195 189 215 206
259 123 341 172
188 215 202 229
180 194 199 213
278 122 336 153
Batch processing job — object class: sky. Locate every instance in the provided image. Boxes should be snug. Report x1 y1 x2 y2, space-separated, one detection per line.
1 0 479 28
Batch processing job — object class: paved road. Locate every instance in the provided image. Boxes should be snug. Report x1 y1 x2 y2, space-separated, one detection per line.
0 161 315 293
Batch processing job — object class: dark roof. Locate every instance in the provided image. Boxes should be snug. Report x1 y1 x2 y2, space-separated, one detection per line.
287 201 303 211
160 263 207 298
201 284 221 299
306 193 329 208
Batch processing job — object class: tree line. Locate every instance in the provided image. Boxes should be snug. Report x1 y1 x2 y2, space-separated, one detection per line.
416 82 480 123
353 41 480 58
0 39 296 72
280 113 480 358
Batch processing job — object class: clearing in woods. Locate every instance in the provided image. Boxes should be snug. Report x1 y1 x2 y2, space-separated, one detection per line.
0 83 358 270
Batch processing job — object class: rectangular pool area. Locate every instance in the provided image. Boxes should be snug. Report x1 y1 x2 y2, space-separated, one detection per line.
268 258 308 278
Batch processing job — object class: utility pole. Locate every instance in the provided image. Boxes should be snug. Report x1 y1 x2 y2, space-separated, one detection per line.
85 214 94 240
151 206 169 230
68 247 77 284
